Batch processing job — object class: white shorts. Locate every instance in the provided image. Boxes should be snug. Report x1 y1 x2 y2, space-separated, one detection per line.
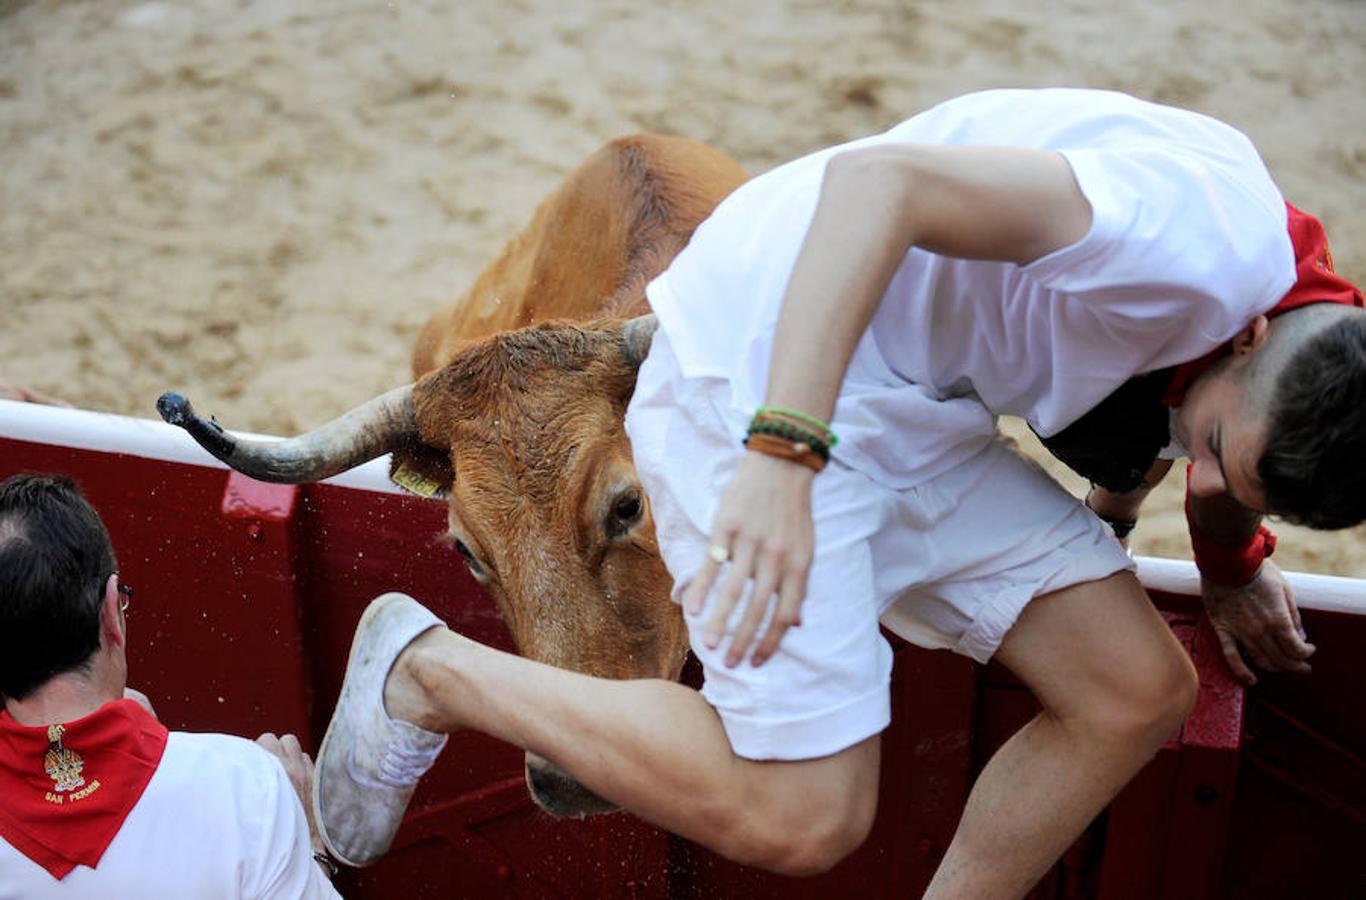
624 330 1135 761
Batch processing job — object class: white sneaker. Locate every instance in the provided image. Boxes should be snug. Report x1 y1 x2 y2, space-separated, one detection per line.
313 592 448 867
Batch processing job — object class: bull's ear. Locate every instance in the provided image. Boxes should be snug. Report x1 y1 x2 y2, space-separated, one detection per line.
619 314 658 370
388 442 453 499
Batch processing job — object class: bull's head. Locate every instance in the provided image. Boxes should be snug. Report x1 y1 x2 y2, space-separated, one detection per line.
158 314 687 817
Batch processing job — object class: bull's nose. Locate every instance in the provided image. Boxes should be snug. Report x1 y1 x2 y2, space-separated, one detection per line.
524 754 618 818
525 761 559 796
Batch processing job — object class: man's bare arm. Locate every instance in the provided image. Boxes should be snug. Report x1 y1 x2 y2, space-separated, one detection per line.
691 144 1094 665
0 382 72 407
764 143 1093 421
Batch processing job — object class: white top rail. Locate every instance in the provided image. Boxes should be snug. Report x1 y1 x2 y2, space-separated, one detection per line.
0 397 404 495
3 399 1365 615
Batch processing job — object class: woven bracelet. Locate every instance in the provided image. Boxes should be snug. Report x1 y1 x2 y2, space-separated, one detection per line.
746 419 831 459
743 432 827 472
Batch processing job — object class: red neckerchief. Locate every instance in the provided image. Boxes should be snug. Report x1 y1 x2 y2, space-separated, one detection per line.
0 698 168 879
1161 202 1365 406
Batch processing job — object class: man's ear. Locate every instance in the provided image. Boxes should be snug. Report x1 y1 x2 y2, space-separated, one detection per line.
101 574 126 651
1231 315 1270 356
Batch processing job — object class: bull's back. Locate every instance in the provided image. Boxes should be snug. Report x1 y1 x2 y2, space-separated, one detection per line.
413 134 748 377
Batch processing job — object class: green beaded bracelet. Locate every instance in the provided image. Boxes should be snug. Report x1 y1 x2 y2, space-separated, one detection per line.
752 407 839 446
745 419 831 461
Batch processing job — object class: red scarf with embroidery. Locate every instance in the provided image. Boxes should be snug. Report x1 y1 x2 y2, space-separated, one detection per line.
0 699 168 879
1161 202 1365 406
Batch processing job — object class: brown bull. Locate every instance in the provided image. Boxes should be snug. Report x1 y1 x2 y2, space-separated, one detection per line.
158 134 749 816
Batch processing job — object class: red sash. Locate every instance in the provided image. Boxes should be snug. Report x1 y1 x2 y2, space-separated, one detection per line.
1161 202 1364 406
0 699 168 879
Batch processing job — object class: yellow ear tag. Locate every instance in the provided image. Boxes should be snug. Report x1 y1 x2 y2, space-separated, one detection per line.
391 462 444 498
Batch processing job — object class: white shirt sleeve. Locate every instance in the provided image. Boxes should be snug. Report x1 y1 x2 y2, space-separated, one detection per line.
243 751 342 900
1022 142 1295 353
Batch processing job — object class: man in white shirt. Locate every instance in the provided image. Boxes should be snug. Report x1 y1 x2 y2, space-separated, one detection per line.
309 90 1363 897
0 473 341 899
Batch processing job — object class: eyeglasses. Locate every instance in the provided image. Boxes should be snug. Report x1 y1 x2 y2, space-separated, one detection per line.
117 582 133 613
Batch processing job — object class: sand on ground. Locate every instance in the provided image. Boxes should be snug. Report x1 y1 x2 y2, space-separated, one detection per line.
2 0 1363 574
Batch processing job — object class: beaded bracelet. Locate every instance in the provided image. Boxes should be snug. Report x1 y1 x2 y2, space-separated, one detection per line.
747 419 830 457
751 407 839 446
744 407 837 473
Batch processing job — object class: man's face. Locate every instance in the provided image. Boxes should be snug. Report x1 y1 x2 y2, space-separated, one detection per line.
1176 359 1270 511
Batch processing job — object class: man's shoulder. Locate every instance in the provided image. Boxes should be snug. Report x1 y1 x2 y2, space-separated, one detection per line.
156 731 282 791
166 729 269 759
131 732 292 846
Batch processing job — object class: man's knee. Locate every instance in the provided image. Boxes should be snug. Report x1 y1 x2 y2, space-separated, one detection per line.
1008 575 1201 747
722 743 880 877
739 784 877 876
1074 641 1199 745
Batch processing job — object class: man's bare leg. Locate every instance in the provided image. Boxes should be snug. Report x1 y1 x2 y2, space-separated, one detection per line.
924 572 1198 899
384 629 881 875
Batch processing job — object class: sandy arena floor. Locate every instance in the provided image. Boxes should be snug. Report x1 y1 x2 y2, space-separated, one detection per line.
1 0 1364 574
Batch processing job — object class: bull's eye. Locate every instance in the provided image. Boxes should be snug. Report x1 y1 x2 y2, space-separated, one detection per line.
613 491 643 526
453 538 485 577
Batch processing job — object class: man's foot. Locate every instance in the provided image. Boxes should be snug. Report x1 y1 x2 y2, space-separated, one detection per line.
313 592 449 867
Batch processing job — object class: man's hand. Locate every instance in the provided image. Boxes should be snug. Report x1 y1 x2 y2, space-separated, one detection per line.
0 382 72 407
683 450 816 668
1201 559 1314 685
256 732 325 854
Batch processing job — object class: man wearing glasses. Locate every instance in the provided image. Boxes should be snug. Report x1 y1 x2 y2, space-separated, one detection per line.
0 473 341 898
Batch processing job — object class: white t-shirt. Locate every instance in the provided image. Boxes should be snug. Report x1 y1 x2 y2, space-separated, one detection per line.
0 732 339 900
645 88 1295 489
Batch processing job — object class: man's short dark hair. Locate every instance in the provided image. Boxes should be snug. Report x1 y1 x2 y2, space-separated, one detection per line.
1259 316 1366 529
0 474 117 699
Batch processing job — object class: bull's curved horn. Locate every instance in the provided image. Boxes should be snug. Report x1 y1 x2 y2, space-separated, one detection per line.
620 314 658 368
156 385 417 483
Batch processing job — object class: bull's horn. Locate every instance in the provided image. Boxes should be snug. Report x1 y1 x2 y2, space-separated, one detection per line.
156 385 417 483
620 314 658 368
